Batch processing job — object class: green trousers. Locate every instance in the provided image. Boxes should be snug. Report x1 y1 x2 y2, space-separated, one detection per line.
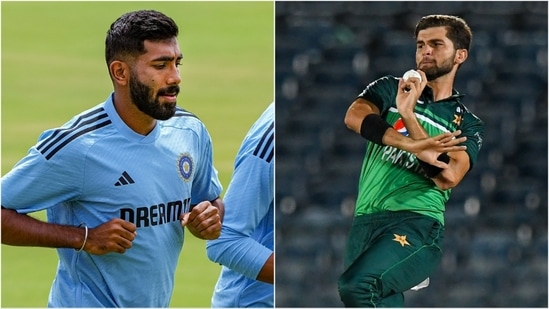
338 211 444 307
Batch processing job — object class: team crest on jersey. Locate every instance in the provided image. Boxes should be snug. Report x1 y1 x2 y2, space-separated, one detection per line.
453 106 463 125
177 153 194 182
394 118 409 136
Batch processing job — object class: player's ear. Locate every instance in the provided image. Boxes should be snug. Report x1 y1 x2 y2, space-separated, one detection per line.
109 60 129 86
455 49 468 65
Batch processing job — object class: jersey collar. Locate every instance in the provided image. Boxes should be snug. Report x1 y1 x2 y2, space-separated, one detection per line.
421 86 464 103
104 92 160 144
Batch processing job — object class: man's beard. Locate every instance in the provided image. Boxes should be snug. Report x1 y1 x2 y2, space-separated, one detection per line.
129 74 179 120
421 53 455 81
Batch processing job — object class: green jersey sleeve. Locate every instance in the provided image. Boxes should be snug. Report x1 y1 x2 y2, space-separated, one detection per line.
357 76 399 114
458 105 485 169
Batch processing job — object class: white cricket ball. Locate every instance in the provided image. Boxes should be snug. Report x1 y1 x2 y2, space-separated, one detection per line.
402 69 422 83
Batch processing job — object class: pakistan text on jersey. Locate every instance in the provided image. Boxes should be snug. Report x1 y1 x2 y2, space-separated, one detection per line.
120 198 191 228
381 146 424 175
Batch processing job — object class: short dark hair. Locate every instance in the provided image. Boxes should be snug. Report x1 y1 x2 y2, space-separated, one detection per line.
105 10 179 66
414 14 472 51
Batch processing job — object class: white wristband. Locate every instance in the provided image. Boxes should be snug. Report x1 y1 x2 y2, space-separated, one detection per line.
76 223 88 252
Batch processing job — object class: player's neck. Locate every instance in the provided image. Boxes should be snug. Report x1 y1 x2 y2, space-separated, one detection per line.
112 92 156 136
427 74 455 102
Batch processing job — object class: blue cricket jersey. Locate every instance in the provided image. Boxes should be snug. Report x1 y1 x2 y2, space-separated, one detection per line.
206 103 274 307
1 93 222 307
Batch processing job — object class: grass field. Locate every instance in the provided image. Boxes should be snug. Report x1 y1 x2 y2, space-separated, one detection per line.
1 1 273 307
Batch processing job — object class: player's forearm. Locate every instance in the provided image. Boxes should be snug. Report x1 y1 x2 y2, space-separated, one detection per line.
380 128 420 153
344 98 380 134
1 207 85 249
430 152 470 190
346 99 419 152
431 164 462 190
256 252 274 284
400 112 430 140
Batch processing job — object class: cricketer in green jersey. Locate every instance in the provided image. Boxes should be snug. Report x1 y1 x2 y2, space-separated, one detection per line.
338 15 485 307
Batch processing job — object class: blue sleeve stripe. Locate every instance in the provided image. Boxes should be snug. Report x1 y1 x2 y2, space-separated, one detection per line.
37 107 107 152
265 145 274 163
36 107 112 160
253 122 274 163
43 120 111 160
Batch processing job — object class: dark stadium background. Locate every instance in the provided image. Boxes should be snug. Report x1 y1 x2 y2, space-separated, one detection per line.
275 1 548 307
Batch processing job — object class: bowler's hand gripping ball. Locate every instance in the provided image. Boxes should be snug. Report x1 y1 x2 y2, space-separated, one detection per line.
402 69 422 83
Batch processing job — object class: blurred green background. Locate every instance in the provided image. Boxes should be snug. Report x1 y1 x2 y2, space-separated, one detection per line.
1 1 273 307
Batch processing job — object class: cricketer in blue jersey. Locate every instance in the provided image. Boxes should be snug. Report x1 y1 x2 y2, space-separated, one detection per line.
206 102 274 307
1 10 224 307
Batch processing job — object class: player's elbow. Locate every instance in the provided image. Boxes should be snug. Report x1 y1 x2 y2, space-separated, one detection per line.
433 175 460 190
343 111 352 130
435 164 469 190
435 181 455 191
344 110 360 132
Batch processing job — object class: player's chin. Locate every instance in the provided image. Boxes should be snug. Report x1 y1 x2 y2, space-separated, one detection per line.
155 105 177 120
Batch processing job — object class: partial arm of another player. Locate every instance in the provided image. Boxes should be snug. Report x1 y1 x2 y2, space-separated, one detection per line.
344 98 467 169
206 154 274 284
1 207 137 254
256 253 274 283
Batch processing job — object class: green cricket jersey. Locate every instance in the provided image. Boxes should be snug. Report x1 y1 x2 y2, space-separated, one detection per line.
354 76 485 224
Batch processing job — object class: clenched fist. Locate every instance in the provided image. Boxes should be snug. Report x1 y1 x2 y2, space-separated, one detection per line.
180 201 221 240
